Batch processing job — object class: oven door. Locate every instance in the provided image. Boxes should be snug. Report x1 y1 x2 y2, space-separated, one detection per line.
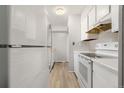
78 55 92 88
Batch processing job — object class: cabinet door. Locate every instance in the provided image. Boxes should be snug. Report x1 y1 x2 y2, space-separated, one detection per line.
88 7 96 30
111 5 119 32
96 5 110 22
81 14 97 41
81 15 88 40
74 52 79 77
93 63 118 88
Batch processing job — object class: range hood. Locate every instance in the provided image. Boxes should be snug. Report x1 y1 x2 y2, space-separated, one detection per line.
86 23 112 34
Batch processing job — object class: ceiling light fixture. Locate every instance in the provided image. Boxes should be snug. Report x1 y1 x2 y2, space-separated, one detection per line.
56 8 65 15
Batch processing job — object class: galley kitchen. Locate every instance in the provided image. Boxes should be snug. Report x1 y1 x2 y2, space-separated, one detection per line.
0 5 123 88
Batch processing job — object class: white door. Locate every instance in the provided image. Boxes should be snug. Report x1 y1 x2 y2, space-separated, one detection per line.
52 33 67 62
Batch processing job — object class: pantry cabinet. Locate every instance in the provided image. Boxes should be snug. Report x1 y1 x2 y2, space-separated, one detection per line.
96 5 110 22
111 5 119 32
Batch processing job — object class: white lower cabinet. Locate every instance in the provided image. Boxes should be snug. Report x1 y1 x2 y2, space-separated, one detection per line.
93 62 118 88
74 52 79 77
74 52 85 88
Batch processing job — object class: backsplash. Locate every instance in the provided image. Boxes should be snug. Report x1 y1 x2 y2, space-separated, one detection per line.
96 30 118 43
79 30 118 52
73 41 90 51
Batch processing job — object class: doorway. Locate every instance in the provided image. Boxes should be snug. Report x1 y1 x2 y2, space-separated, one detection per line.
52 32 68 62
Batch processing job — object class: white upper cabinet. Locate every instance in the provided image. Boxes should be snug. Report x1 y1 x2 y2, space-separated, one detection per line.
88 6 96 30
111 5 119 32
96 5 110 22
81 6 98 41
81 12 97 41
81 15 88 40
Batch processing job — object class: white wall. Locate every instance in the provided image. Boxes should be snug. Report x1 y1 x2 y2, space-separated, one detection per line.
52 32 68 62
67 15 81 71
52 26 68 32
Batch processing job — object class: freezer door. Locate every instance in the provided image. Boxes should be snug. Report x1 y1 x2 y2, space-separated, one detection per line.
8 47 49 88
9 6 48 45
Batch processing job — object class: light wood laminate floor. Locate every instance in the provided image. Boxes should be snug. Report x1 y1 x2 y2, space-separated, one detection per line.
49 62 80 88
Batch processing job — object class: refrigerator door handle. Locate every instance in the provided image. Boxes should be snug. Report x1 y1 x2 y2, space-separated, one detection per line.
8 45 52 48
21 45 48 48
9 45 22 48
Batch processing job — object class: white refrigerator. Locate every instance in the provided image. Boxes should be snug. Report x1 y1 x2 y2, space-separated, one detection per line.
0 6 50 88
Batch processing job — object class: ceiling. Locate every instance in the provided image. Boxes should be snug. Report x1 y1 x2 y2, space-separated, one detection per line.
45 5 85 26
